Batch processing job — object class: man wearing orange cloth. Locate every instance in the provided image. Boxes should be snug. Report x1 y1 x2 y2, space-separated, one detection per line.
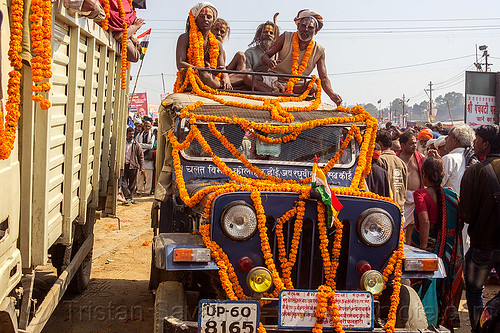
417 128 433 156
176 2 232 90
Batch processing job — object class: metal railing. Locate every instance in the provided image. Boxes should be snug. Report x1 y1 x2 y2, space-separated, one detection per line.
193 67 314 98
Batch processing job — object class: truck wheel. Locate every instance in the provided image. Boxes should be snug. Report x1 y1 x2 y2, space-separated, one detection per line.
67 208 95 294
154 281 187 333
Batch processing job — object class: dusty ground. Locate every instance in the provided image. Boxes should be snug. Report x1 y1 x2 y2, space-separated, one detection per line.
43 195 155 333
42 194 499 333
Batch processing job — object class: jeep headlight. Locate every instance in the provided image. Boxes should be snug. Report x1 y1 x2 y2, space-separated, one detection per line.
220 202 257 241
357 208 394 246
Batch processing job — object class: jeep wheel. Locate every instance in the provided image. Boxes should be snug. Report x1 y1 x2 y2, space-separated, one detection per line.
379 283 428 329
154 281 187 333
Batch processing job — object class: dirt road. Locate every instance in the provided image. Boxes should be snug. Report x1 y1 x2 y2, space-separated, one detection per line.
43 195 499 333
43 196 155 333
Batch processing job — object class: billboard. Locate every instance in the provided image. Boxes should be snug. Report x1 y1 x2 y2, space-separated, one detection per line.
465 71 498 128
129 92 148 116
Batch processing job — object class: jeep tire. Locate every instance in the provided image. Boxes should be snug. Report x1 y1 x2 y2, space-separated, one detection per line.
154 281 187 333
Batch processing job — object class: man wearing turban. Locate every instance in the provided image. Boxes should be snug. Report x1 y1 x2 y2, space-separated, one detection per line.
417 128 433 155
254 9 342 106
176 2 232 89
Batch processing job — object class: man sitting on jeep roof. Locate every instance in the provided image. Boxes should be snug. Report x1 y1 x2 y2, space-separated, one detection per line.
255 9 342 106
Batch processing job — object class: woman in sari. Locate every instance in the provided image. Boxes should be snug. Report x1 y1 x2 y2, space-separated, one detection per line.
411 156 464 329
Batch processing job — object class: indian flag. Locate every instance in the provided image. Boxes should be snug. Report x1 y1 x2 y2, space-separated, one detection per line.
137 28 151 60
312 156 343 227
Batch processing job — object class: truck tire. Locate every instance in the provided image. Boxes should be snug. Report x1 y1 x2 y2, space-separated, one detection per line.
154 281 187 333
67 208 95 294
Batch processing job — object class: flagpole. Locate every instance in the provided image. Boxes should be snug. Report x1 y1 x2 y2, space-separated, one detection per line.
128 57 145 113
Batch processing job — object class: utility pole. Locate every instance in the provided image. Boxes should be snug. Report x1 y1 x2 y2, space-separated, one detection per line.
425 82 433 122
161 73 166 93
402 94 406 128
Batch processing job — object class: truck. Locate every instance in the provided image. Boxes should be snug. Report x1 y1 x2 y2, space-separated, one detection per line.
0 1 129 331
150 68 449 333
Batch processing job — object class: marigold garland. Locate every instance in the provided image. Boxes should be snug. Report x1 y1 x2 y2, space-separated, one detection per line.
30 0 52 109
1 0 24 160
101 0 110 30
285 32 314 93
117 0 128 89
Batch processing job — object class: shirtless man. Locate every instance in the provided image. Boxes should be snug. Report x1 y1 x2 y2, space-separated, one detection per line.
211 18 247 88
257 9 342 105
176 2 231 89
397 131 424 243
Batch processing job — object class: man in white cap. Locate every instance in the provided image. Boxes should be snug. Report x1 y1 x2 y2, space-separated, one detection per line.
255 9 342 106
176 2 232 89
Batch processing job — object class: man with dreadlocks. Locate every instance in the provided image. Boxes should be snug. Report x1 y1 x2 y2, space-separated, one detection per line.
176 2 232 90
244 21 279 73
258 9 342 106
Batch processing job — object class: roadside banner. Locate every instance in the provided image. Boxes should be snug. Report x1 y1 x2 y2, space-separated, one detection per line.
129 92 148 116
465 71 498 127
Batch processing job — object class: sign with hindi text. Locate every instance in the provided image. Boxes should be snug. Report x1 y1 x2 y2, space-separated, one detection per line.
465 71 498 127
466 94 496 128
129 92 148 116
279 290 373 330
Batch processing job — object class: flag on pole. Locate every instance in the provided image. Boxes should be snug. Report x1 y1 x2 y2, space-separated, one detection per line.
137 28 151 60
377 99 382 104
312 156 343 227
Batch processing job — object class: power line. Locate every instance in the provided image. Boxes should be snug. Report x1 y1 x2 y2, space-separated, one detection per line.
132 55 476 78
332 55 474 75
146 17 500 23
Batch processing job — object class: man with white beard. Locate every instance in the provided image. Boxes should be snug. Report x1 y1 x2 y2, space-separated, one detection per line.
252 9 342 105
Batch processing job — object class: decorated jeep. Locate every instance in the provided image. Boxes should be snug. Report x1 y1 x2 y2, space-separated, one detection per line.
149 67 448 333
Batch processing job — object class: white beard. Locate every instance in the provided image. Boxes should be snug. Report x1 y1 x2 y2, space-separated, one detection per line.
260 38 273 51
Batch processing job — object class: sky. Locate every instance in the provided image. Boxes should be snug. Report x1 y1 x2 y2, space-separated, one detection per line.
129 0 500 109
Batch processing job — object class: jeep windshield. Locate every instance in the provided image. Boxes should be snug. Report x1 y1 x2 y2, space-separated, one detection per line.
179 121 355 167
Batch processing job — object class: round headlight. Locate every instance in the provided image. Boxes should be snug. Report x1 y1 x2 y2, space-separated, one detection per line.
220 202 257 241
247 267 273 293
357 208 394 246
360 270 385 295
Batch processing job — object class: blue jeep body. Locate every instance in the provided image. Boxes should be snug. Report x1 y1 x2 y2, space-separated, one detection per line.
150 93 448 332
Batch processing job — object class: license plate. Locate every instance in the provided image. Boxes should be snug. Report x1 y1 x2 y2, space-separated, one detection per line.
199 300 260 333
279 290 374 329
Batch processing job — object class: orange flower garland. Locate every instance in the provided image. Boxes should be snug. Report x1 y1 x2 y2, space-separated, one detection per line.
30 0 52 110
285 32 314 93
101 0 110 30
116 0 128 89
1 0 24 160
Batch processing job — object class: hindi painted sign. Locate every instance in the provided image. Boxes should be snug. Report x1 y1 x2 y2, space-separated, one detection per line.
465 71 499 127
279 290 373 329
466 94 496 128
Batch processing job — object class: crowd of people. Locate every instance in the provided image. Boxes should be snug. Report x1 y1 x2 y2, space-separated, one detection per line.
118 115 158 205
369 122 500 331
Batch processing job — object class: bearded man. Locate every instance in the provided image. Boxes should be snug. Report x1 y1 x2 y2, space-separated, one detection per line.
176 2 231 90
244 21 279 72
256 9 342 106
